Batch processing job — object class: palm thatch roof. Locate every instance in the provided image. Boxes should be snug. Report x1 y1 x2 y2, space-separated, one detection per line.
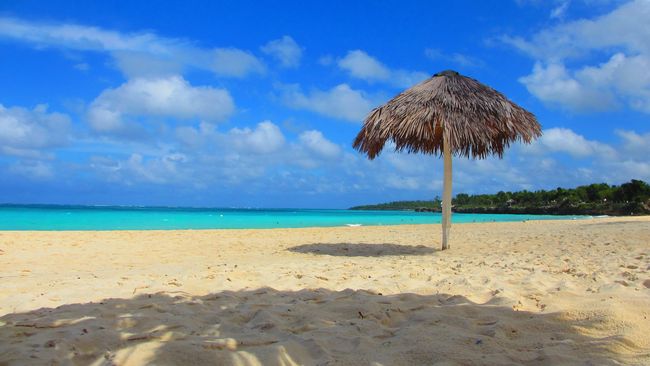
353 70 542 159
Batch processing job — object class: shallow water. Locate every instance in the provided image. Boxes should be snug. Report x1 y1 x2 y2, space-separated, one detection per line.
0 205 589 230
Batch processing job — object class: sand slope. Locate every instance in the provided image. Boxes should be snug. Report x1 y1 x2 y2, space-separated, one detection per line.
1 217 649 365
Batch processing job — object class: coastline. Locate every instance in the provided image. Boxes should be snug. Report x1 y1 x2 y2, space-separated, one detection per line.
1 217 649 364
0 205 593 231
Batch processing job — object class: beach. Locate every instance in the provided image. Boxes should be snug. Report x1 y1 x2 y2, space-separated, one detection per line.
1 217 649 365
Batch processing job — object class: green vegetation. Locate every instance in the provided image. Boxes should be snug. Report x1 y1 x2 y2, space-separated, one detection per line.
350 198 442 211
350 179 650 216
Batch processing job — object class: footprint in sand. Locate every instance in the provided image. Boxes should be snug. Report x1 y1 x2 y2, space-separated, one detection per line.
476 318 499 326
167 279 183 287
471 315 500 336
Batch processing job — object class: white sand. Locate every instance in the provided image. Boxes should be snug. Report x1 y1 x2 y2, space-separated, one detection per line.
1 217 649 365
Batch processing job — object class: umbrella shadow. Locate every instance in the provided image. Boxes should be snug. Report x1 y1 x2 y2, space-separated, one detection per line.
288 243 437 257
0 288 631 365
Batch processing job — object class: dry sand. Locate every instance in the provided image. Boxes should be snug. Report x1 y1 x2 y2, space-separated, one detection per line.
1 216 649 365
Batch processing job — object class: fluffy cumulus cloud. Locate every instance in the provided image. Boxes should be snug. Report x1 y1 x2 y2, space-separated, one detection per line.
504 0 650 113
512 127 650 185
0 17 265 78
91 120 353 189
89 152 190 185
298 130 341 159
261 36 303 68
229 121 286 154
176 120 285 154
336 50 429 88
280 83 375 122
338 50 390 81
526 128 617 158
615 129 650 159
505 0 650 61
518 62 617 111
4 13 650 205
169 123 650 197
176 121 345 165
354 125 650 196
87 76 234 134
0 103 70 156
598 130 650 183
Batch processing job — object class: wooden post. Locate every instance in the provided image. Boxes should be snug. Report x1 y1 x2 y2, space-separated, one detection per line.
441 138 452 250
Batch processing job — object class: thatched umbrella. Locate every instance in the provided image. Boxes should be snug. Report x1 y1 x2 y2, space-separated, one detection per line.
353 70 541 250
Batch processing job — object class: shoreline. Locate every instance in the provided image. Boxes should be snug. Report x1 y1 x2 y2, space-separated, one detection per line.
1 216 649 364
0 214 613 233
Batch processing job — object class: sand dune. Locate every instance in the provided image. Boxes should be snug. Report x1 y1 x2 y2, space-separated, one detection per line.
1 217 649 365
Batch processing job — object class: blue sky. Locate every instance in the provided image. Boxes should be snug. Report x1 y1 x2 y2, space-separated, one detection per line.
0 0 649 208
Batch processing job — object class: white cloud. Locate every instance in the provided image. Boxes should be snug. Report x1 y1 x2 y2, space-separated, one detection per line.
578 53 650 113
424 48 484 68
261 36 302 68
0 17 156 51
112 51 184 78
519 62 617 111
550 1 570 19
0 17 265 78
603 160 650 182
281 83 375 122
91 153 189 185
298 130 341 159
229 121 286 154
127 154 172 184
87 76 234 134
211 48 265 77
0 103 70 156
337 50 429 88
176 120 286 155
347 126 650 195
504 0 650 113
504 0 650 61
9 160 54 179
616 129 650 159
175 121 214 147
503 126 650 186
119 122 350 187
527 127 616 158
338 50 391 81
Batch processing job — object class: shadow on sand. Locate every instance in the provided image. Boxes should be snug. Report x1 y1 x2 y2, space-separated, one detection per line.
288 243 436 257
0 288 627 365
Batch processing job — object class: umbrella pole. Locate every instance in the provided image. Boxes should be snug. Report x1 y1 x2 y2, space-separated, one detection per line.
441 140 452 250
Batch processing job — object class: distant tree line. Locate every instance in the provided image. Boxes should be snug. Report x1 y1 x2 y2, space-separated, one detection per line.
350 179 650 215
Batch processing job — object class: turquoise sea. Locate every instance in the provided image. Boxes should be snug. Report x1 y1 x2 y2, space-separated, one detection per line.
0 205 588 231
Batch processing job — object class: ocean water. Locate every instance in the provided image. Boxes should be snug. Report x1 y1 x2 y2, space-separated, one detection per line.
0 205 588 231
